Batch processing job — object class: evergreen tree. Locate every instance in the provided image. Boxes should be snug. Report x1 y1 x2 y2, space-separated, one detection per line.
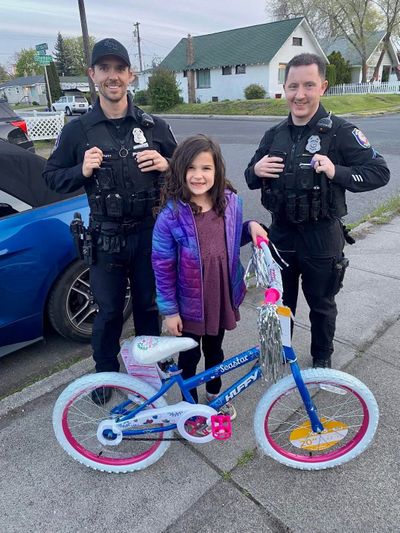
147 69 181 111
45 61 62 108
327 51 352 84
53 32 72 76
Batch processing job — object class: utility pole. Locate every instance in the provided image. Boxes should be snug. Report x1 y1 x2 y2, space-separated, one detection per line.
186 34 196 104
134 22 143 72
77 0 97 103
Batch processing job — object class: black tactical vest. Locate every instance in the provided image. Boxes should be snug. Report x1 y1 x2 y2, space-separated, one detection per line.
80 110 160 222
261 116 348 223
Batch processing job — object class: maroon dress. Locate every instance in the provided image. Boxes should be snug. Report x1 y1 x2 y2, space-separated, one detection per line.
182 208 240 336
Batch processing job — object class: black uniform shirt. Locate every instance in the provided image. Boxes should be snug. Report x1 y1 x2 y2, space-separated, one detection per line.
245 104 390 194
43 96 177 194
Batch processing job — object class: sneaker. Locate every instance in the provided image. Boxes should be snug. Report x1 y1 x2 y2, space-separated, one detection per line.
91 387 112 405
206 392 237 421
312 357 332 369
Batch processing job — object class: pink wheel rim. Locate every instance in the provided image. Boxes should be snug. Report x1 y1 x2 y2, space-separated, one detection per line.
62 385 162 465
264 381 370 463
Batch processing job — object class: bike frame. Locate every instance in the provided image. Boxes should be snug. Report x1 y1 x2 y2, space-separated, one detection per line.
112 343 324 436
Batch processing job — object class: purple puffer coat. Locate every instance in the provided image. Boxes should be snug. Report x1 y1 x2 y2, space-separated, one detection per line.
152 190 251 322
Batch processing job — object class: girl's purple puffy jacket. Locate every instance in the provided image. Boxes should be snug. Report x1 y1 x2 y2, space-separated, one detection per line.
152 190 251 322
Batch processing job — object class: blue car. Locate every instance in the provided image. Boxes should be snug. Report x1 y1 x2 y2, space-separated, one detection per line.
0 140 130 357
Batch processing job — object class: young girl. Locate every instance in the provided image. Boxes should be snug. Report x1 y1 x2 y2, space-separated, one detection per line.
152 135 268 419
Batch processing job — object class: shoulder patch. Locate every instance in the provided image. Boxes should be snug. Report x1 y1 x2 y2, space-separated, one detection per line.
351 128 370 148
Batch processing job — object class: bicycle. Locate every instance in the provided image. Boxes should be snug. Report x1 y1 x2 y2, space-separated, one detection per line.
53 240 379 473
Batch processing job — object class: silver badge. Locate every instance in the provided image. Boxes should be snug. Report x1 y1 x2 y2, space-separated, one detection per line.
132 128 147 145
305 135 321 154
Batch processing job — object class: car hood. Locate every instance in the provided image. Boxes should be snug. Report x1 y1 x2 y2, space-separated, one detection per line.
0 139 82 208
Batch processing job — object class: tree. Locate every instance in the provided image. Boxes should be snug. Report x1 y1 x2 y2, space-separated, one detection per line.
325 63 337 87
53 32 73 76
369 0 400 81
15 48 43 77
64 36 96 75
147 69 181 111
269 0 384 82
327 51 352 83
0 64 10 82
46 61 62 108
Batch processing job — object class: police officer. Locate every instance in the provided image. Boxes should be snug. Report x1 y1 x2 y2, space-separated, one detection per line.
44 38 177 400
245 53 390 368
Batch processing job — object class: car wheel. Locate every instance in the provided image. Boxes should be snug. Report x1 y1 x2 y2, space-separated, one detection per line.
65 106 72 116
48 260 132 342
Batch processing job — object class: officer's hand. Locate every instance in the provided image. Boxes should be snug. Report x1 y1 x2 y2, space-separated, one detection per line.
164 315 183 336
82 147 103 178
136 149 169 173
254 155 284 179
248 221 268 246
311 154 335 179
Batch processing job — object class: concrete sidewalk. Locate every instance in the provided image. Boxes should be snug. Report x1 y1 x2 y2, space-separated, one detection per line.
1 218 399 533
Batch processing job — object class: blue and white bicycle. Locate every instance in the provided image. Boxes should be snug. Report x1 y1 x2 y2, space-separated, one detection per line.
53 240 379 473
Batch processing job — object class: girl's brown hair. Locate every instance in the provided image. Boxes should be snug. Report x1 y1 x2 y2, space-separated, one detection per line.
160 134 236 216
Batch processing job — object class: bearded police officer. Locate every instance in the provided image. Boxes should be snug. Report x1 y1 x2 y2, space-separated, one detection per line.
44 38 177 401
245 53 389 369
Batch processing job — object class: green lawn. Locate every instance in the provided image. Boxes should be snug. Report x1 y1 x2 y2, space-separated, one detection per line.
151 94 400 116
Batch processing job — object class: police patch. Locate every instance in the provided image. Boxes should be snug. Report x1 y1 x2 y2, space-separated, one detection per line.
352 128 370 148
305 135 321 154
132 128 147 144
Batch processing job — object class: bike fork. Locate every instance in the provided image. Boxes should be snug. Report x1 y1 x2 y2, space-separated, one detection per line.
284 346 324 434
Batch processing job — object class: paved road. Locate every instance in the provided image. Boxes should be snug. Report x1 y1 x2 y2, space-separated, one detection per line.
1 114 399 398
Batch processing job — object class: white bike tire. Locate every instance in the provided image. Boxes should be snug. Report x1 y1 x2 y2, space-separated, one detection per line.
254 368 379 470
53 372 172 473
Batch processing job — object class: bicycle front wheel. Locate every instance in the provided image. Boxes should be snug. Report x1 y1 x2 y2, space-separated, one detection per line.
254 369 379 470
53 372 172 473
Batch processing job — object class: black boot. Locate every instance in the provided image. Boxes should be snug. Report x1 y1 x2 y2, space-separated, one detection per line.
312 357 332 369
91 387 113 405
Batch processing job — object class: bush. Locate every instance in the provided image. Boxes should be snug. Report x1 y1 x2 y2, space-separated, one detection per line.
147 69 181 111
244 84 266 100
326 64 336 88
134 90 149 106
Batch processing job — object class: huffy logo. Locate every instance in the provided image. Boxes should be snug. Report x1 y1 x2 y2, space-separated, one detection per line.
104 39 118 51
225 373 258 401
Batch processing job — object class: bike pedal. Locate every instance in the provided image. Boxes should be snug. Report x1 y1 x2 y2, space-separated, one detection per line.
211 414 232 440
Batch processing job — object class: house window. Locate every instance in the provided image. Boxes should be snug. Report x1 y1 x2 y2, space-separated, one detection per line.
183 70 187 78
292 37 302 46
278 63 286 84
197 69 210 88
236 64 246 74
222 66 232 75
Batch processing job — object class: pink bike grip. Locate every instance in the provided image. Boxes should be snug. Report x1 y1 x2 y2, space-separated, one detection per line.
264 288 281 304
256 236 269 248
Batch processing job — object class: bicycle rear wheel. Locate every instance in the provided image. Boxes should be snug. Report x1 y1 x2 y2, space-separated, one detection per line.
254 369 379 470
53 372 172 473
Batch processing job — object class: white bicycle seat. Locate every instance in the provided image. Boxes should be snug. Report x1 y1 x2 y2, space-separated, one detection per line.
131 335 198 364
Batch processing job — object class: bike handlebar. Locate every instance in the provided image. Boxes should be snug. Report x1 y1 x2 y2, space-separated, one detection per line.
256 236 283 304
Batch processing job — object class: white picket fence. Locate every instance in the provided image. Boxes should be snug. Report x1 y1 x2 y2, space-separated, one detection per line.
326 81 400 96
20 110 65 141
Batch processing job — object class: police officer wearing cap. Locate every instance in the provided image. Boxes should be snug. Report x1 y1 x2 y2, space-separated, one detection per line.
44 38 177 397
245 53 389 369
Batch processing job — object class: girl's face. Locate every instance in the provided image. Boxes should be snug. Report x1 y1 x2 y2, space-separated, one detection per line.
185 151 215 202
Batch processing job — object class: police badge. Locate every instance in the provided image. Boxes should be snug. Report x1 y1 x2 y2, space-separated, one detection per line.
132 128 148 145
305 135 321 154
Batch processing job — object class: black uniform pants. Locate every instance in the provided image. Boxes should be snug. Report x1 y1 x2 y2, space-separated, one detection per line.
270 219 345 362
178 329 225 403
90 227 160 372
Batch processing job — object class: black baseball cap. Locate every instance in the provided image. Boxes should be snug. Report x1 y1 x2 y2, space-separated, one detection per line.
91 38 131 67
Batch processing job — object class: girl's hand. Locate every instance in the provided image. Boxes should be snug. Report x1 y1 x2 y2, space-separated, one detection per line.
249 221 268 246
164 315 183 336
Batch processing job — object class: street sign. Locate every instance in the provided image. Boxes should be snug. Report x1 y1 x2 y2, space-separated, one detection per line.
35 54 52 66
36 43 48 52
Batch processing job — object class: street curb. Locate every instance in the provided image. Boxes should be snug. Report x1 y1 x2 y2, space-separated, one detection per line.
0 358 93 418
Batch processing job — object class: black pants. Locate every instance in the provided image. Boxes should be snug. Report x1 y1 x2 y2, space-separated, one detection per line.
270 219 345 362
90 227 160 372
178 329 225 403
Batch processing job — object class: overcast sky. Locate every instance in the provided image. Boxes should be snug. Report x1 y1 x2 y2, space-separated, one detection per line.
0 0 272 70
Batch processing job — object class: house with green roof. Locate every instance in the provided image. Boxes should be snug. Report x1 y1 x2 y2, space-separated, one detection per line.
324 31 400 83
148 17 327 103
